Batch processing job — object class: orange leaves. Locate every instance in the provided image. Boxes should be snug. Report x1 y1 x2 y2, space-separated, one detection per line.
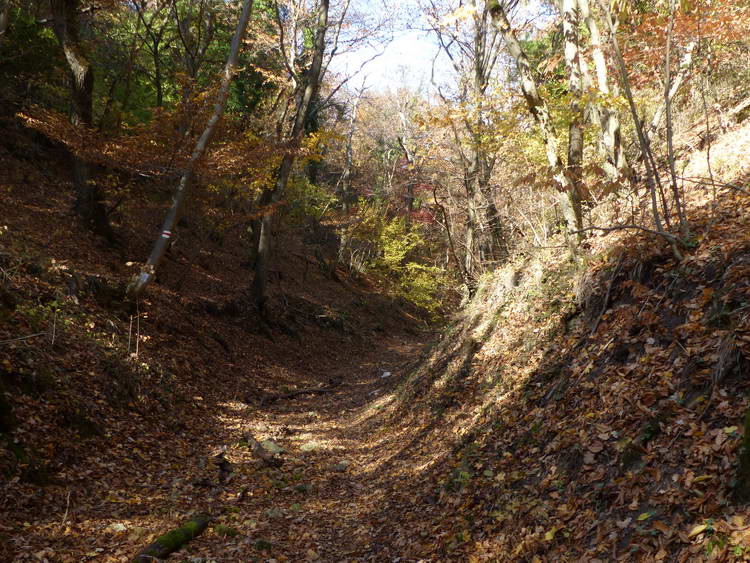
621 2 750 86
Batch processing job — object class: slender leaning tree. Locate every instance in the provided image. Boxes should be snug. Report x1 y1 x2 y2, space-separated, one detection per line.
127 0 255 298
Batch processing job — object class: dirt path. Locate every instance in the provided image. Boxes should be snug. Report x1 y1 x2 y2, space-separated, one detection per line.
182 334 432 561
4 326 439 562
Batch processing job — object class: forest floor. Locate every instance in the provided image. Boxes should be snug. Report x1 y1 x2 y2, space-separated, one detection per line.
5 108 750 562
6 328 439 562
0 120 456 562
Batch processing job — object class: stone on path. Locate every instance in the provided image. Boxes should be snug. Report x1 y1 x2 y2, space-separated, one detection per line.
260 440 284 455
330 460 349 472
300 440 321 452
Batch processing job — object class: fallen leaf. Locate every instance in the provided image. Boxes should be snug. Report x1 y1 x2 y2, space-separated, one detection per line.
637 512 652 521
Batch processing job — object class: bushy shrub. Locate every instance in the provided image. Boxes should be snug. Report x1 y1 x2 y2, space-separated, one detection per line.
361 212 446 315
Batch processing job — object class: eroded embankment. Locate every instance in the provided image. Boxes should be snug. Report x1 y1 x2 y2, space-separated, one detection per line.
360 189 750 561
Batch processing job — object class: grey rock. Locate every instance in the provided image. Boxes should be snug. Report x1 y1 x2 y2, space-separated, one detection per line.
261 440 284 455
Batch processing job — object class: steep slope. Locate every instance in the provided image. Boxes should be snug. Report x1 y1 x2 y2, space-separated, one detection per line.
0 120 429 561
354 160 750 558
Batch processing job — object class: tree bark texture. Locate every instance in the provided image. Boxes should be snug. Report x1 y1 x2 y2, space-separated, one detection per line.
49 0 111 237
128 0 255 298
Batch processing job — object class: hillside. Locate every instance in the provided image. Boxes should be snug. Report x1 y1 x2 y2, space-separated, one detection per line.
3 0 750 560
2 111 750 562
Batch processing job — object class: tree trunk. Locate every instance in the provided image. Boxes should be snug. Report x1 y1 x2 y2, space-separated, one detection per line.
127 0 255 298
475 12 504 261
251 0 330 310
489 0 582 251
560 0 585 240
579 0 630 182
50 0 112 238
154 51 164 108
475 150 504 260
133 514 210 562
648 40 696 136
464 175 479 280
0 0 10 37
663 0 688 236
305 93 322 183
595 0 682 261
337 91 361 266
398 134 415 225
341 93 361 215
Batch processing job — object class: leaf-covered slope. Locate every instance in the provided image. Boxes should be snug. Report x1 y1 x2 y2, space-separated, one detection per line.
0 121 426 561
373 188 750 561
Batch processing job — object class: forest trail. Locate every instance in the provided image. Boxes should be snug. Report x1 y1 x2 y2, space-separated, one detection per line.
5 324 439 562
205 334 430 561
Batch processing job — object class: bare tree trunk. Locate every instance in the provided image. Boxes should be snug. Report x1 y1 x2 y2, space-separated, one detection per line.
431 183 470 284
489 1 582 252
596 0 682 259
430 0 504 272
341 88 364 216
0 0 10 37
397 134 415 225
464 174 479 279
251 0 330 310
476 155 504 261
578 0 630 181
663 0 687 236
561 0 585 239
472 1 504 261
127 0 255 298
50 0 112 238
649 40 696 135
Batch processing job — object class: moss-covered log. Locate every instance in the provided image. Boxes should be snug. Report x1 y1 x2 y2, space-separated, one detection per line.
133 514 211 562
735 407 750 502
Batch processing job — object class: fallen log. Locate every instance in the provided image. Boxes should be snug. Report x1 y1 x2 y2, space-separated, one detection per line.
257 379 342 405
133 514 211 562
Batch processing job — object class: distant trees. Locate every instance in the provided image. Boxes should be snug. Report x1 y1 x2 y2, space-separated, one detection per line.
250 0 331 310
489 0 583 252
577 0 630 182
423 0 507 285
3 0 749 310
